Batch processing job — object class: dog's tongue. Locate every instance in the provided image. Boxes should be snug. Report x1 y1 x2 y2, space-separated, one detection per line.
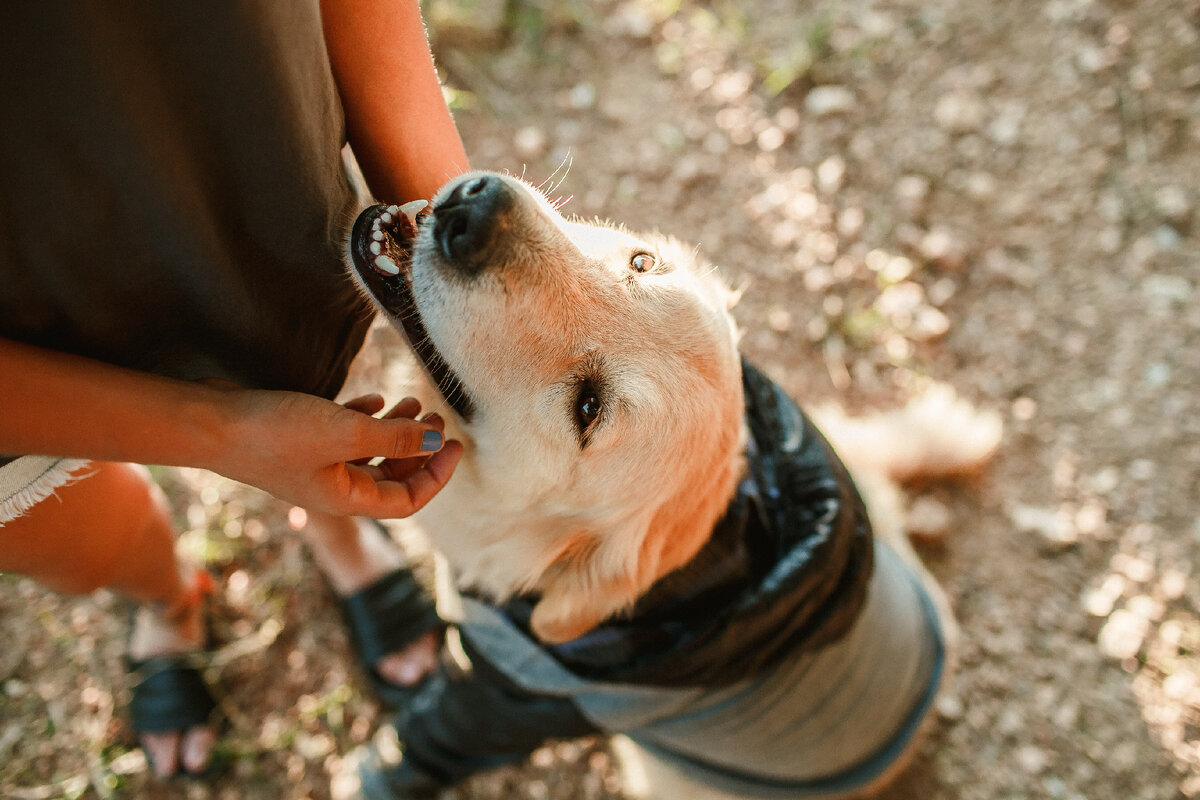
352 199 427 276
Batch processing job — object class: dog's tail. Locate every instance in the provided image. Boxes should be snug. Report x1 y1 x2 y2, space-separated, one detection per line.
811 382 1003 485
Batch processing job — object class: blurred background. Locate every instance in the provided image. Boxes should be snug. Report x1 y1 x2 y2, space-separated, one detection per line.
2 0 1198 797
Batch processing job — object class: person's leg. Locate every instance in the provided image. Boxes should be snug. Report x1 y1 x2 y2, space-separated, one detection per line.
297 510 440 686
0 461 215 776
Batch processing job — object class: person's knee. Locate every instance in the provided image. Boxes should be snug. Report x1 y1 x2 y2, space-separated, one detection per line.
0 462 176 596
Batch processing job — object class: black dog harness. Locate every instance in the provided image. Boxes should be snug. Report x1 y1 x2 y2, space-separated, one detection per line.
497 359 875 686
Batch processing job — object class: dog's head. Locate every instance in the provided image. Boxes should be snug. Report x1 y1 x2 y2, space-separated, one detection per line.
350 172 744 642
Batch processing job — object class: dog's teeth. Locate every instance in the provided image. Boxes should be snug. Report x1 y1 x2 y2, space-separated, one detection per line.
370 241 382 255
399 199 428 224
372 230 385 242
374 255 400 275
380 212 393 224
387 204 400 215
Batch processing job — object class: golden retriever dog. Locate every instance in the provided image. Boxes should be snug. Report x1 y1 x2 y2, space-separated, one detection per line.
345 171 1001 799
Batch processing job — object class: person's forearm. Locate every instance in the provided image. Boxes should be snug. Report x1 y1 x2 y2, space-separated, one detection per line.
0 338 231 467
320 0 470 204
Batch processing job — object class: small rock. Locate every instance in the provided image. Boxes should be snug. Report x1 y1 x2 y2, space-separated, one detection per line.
895 175 931 219
934 91 986 135
1142 274 1194 310
936 693 964 721
514 126 547 158
987 102 1026 147
1010 504 1077 550
805 86 856 117
907 496 953 540
606 3 655 38
928 276 957 306
1153 224 1182 251
1154 185 1192 227
1098 226 1122 254
964 171 997 201
918 227 968 271
568 82 597 111
757 126 786 152
768 308 792 333
910 305 951 340
1097 608 1149 660
1015 745 1049 775
837 206 865 239
816 155 846 193
1075 43 1116 75
426 0 508 46
1012 396 1038 421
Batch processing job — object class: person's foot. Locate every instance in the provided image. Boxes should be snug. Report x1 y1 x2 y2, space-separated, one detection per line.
127 569 216 777
297 511 441 688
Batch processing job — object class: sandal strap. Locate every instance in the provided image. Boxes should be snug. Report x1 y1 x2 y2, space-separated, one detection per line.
341 567 443 667
128 655 217 733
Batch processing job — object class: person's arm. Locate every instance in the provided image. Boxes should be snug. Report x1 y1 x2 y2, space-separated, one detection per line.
320 0 470 204
0 338 460 517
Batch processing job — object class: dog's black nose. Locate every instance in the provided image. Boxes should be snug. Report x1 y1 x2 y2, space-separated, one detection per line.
434 175 513 276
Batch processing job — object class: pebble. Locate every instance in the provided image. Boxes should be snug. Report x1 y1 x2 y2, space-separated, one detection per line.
988 102 1026 147
568 82 597 111
805 85 856 117
934 91 987 135
918 227 968 271
1154 185 1193 227
895 175 931 219
1097 608 1149 660
936 692 965 721
768 307 792 333
1015 745 1049 775
910 305 951 340
907 496 953 540
1153 223 1183 252
816 155 846 192
1010 504 1077 550
964 171 997 201
1142 274 1194 310
514 126 547 158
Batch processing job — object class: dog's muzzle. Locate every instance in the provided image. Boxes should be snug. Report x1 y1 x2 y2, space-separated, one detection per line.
433 174 515 277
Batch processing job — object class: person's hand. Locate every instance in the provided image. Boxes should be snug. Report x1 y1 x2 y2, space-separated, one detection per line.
208 386 461 518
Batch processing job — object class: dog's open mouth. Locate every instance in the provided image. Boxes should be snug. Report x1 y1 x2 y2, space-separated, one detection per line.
350 202 475 420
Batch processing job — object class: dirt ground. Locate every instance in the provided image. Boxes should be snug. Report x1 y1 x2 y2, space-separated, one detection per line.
3 0 1199 798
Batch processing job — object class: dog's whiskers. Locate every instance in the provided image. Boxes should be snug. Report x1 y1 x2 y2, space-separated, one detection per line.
535 152 574 198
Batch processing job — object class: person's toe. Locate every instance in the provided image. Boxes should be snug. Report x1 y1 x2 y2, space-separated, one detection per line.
374 630 440 686
180 725 217 774
141 731 181 778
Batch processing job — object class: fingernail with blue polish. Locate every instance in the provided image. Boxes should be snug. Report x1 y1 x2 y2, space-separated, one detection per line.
421 430 443 452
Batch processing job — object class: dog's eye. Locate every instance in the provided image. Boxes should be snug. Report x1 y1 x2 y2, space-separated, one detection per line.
630 252 656 273
575 385 602 436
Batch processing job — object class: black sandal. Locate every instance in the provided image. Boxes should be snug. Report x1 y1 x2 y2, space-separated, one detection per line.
128 653 218 736
339 533 444 708
126 571 222 777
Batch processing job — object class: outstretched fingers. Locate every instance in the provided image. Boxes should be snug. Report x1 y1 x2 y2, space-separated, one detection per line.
343 440 462 518
383 440 461 512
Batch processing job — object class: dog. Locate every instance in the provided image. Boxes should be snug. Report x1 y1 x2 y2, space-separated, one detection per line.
345 171 1001 799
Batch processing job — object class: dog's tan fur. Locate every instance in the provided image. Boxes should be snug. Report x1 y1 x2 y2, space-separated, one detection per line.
360 171 1000 795
391 173 746 643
